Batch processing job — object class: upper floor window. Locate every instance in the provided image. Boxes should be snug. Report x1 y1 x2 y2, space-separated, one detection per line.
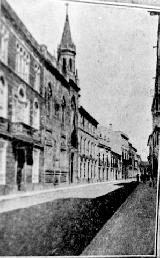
0 23 9 65
16 42 30 83
34 62 40 92
61 97 66 127
33 98 40 130
12 85 30 125
45 82 52 117
0 72 8 119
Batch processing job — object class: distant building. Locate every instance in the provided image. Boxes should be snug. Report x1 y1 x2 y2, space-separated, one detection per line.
99 125 140 180
78 106 98 183
140 161 149 175
97 126 111 181
128 143 138 178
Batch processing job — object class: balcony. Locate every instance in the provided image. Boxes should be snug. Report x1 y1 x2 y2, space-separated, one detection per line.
32 129 41 143
11 122 41 144
0 117 9 133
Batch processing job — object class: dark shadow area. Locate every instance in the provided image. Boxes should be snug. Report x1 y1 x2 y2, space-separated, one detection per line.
0 182 137 256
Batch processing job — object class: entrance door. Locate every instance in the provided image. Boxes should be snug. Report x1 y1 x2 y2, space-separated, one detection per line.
17 148 25 191
70 153 74 183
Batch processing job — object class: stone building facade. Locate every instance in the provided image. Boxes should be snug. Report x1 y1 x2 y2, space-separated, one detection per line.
0 0 79 195
78 106 98 183
148 14 160 178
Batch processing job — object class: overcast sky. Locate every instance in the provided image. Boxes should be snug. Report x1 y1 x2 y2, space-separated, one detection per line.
8 0 158 160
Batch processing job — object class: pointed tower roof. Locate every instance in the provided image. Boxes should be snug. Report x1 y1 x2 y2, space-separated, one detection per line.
58 4 76 53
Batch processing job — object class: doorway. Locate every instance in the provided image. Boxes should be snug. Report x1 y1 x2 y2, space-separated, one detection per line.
16 148 25 191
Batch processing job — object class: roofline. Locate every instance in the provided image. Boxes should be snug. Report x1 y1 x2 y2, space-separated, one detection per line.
1 0 80 91
79 106 99 126
2 0 41 57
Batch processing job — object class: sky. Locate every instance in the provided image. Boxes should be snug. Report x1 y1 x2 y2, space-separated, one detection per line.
8 0 159 160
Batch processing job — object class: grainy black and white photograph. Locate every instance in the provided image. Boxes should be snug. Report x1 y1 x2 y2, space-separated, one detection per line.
0 0 160 256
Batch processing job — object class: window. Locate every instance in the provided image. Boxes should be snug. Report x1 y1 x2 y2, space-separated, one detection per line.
0 73 8 118
69 58 72 71
0 23 9 64
84 139 86 154
12 85 30 125
32 148 40 183
45 83 52 117
80 137 82 153
33 98 40 130
62 58 67 73
61 97 66 127
0 140 7 185
34 62 40 92
16 43 30 83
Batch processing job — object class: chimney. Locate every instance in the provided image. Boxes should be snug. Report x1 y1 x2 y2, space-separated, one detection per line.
40 44 47 57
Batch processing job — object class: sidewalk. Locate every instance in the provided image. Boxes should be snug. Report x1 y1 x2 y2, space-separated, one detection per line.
0 180 137 256
81 182 157 256
0 178 135 213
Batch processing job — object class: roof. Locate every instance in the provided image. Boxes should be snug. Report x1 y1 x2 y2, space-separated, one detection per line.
79 106 99 126
58 14 76 53
115 130 129 140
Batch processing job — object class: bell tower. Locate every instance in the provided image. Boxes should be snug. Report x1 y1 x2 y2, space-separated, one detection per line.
57 4 76 77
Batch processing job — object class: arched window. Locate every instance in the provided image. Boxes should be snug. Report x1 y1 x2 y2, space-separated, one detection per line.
33 98 40 130
12 84 30 125
45 82 52 117
61 96 66 127
18 85 26 102
71 95 76 127
62 58 67 73
0 73 8 118
69 58 72 71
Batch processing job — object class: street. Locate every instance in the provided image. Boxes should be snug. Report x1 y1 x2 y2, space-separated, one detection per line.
82 182 157 256
0 180 137 256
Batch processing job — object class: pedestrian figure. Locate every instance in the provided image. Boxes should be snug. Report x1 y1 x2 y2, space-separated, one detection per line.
140 173 143 183
136 174 139 184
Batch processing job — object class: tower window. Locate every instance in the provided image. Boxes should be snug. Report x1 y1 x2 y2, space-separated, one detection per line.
69 58 72 71
63 58 67 73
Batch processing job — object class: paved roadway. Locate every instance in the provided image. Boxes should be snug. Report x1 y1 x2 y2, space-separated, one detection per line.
0 178 135 213
81 182 157 256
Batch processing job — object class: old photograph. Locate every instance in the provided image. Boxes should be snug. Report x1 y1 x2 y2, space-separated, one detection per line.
0 0 159 256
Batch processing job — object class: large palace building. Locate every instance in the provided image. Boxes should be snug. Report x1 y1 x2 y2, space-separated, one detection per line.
0 0 140 195
0 0 80 194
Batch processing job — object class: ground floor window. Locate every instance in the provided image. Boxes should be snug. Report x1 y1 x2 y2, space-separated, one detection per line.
32 148 40 183
0 140 7 185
